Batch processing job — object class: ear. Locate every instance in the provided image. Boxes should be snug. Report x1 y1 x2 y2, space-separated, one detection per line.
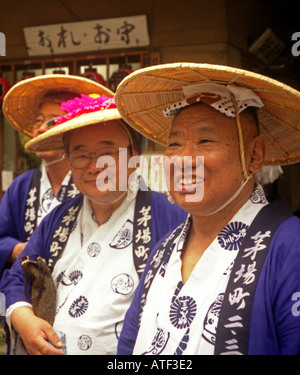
247 135 266 175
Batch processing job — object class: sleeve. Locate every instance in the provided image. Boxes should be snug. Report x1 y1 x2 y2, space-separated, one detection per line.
0 195 82 310
271 217 300 354
0 219 50 309
249 216 300 354
0 170 34 276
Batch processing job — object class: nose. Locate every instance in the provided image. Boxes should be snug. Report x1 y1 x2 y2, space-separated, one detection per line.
85 155 101 173
179 141 197 156
177 142 199 168
88 154 115 174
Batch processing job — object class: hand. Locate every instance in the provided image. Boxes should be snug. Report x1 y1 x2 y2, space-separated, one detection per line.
11 306 64 355
8 242 27 263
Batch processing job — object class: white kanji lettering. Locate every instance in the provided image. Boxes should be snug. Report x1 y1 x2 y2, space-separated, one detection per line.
25 207 36 221
49 241 62 257
135 245 149 260
137 205 151 227
67 183 80 199
53 226 69 242
135 228 151 244
224 315 243 329
61 206 79 226
243 230 271 260
221 337 243 355
26 188 37 207
144 269 154 288
228 287 250 310
151 249 164 269
24 221 35 234
234 261 257 285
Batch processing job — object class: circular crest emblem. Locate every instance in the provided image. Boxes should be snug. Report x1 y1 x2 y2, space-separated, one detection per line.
41 188 54 212
87 242 101 257
217 221 249 251
111 274 134 295
250 188 266 204
69 295 89 318
78 335 92 351
169 296 197 329
109 220 133 249
202 293 224 344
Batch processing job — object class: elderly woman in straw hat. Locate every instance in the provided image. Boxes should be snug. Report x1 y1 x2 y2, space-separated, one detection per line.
0 75 109 276
115 63 300 355
0 91 186 355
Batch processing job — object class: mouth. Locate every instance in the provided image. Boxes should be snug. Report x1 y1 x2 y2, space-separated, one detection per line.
85 179 97 184
87 174 111 185
174 174 204 192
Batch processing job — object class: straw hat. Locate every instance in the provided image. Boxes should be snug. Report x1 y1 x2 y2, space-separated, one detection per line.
25 94 121 152
3 74 114 137
115 62 300 165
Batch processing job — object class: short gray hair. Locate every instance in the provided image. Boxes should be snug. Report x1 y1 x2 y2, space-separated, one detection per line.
62 130 73 156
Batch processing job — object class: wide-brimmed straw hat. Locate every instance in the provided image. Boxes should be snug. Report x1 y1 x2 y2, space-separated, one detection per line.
3 74 114 137
25 93 121 152
115 62 300 165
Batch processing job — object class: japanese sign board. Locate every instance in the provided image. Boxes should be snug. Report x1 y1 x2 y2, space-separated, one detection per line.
23 15 150 56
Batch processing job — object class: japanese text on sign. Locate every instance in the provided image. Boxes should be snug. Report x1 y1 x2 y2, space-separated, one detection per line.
23 15 150 56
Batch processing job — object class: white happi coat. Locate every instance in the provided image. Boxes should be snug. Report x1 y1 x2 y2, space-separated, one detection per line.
133 184 268 355
52 192 139 354
36 162 78 226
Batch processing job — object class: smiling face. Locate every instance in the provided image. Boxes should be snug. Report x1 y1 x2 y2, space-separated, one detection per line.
164 103 265 216
68 121 134 205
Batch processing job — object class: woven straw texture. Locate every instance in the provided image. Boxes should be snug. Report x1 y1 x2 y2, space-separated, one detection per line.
25 108 121 152
115 63 300 165
3 74 114 137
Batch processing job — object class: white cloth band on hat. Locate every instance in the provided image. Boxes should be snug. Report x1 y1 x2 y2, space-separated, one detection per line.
163 83 263 118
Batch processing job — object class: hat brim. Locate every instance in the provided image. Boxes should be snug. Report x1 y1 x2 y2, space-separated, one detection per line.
25 108 121 152
115 62 300 165
3 74 114 137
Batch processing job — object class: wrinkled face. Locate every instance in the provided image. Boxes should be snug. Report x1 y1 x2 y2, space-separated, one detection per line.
68 121 134 205
32 101 66 160
164 103 261 216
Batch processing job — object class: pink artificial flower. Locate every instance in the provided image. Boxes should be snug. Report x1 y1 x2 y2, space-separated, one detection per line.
52 94 116 126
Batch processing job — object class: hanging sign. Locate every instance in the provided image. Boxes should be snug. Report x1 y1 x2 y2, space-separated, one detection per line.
23 15 150 56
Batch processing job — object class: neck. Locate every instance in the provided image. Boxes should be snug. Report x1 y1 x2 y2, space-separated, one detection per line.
180 178 255 284
190 178 254 242
90 192 127 226
44 157 70 196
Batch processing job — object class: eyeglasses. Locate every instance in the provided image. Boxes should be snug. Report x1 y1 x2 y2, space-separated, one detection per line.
68 147 129 169
33 114 61 130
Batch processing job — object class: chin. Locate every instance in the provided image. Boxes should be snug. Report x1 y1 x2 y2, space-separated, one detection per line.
86 189 126 206
171 191 215 216
172 188 204 206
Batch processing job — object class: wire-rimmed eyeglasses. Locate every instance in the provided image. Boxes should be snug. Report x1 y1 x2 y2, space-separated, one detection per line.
68 147 129 169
